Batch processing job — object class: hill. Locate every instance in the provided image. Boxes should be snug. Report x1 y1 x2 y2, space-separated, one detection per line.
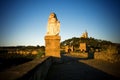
60 37 117 52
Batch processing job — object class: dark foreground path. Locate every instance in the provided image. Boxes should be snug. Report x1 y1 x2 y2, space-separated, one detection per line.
45 54 120 80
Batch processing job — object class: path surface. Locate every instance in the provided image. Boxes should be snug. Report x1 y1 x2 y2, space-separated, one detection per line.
45 54 120 80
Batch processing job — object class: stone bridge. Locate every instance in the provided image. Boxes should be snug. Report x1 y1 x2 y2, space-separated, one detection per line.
0 53 120 80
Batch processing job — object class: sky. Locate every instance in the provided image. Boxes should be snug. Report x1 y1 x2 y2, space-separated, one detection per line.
0 0 120 46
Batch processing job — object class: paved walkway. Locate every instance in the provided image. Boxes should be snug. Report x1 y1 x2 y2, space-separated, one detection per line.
45 54 120 80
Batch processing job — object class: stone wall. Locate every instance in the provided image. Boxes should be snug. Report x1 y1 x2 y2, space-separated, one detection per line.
69 52 120 63
94 45 120 63
70 52 88 58
94 52 120 63
0 57 52 80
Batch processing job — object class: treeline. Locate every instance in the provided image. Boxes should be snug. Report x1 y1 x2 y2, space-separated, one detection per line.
61 37 119 52
0 45 45 60
0 45 45 71
0 45 45 51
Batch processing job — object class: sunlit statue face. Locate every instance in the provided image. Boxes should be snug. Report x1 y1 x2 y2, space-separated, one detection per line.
49 13 55 18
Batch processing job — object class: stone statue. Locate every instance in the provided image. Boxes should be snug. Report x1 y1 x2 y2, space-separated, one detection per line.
46 12 60 36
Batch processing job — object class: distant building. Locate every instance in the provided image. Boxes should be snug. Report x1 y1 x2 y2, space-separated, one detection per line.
79 43 86 52
80 30 88 38
65 45 73 53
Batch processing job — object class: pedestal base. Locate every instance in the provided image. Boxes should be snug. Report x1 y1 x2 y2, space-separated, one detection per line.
44 35 61 58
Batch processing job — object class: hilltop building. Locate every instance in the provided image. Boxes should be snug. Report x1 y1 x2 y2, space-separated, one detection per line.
80 30 88 38
80 30 88 52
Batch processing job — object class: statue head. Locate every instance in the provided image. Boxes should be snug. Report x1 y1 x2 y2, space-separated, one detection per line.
49 12 58 20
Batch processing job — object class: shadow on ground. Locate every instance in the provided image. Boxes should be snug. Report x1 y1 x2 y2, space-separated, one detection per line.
45 53 119 80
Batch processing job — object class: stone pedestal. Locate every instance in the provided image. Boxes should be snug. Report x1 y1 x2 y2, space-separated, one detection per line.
44 35 61 58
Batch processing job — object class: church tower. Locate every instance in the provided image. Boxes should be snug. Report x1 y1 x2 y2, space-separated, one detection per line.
80 30 88 38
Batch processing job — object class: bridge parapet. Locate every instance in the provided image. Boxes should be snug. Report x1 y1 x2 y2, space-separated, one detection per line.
0 56 52 80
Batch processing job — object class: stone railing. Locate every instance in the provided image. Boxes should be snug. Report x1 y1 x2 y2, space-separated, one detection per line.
0 56 52 80
70 52 88 58
70 52 120 63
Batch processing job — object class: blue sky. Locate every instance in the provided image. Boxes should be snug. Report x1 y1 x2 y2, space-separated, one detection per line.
0 0 120 46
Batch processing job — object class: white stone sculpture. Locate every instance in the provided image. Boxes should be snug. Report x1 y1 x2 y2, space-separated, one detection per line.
46 12 60 36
